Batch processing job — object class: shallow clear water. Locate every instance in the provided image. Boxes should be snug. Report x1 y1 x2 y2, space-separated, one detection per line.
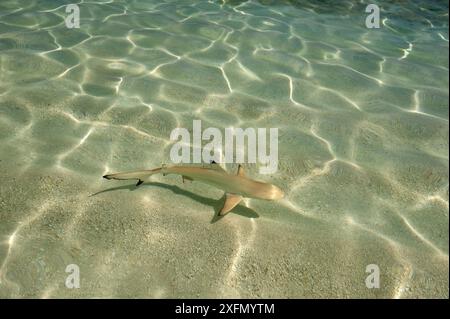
0 0 448 298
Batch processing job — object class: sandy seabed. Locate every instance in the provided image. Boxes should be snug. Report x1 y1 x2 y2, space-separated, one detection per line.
0 0 448 298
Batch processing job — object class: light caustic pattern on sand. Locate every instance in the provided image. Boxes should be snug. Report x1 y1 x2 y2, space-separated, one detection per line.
0 0 448 298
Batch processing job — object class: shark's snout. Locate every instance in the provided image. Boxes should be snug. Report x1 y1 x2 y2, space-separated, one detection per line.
262 185 284 200
271 185 285 200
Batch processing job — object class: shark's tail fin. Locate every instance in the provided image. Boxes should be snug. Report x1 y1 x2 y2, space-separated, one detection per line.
103 168 161 186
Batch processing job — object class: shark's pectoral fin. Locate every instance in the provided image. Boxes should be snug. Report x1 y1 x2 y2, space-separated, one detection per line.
219 193 243 216
182 175 193 183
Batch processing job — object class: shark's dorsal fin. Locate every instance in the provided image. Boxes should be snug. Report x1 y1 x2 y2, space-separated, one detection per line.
219 193 242 216
209 160 226 172
237 164 245 177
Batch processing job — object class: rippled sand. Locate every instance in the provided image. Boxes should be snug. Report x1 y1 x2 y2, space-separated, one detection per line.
0 0 448 298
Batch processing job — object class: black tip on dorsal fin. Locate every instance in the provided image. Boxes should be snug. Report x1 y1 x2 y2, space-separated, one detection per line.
136 179 144 186
237 164 245 177
210 160 217 164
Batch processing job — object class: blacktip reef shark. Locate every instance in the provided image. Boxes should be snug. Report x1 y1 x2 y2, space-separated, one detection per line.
103 162 284 216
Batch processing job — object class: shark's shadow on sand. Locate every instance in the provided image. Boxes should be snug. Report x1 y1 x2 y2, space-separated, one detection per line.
90 182 259 223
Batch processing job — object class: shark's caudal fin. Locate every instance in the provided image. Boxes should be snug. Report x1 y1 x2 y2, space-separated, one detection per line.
103 168 161 186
